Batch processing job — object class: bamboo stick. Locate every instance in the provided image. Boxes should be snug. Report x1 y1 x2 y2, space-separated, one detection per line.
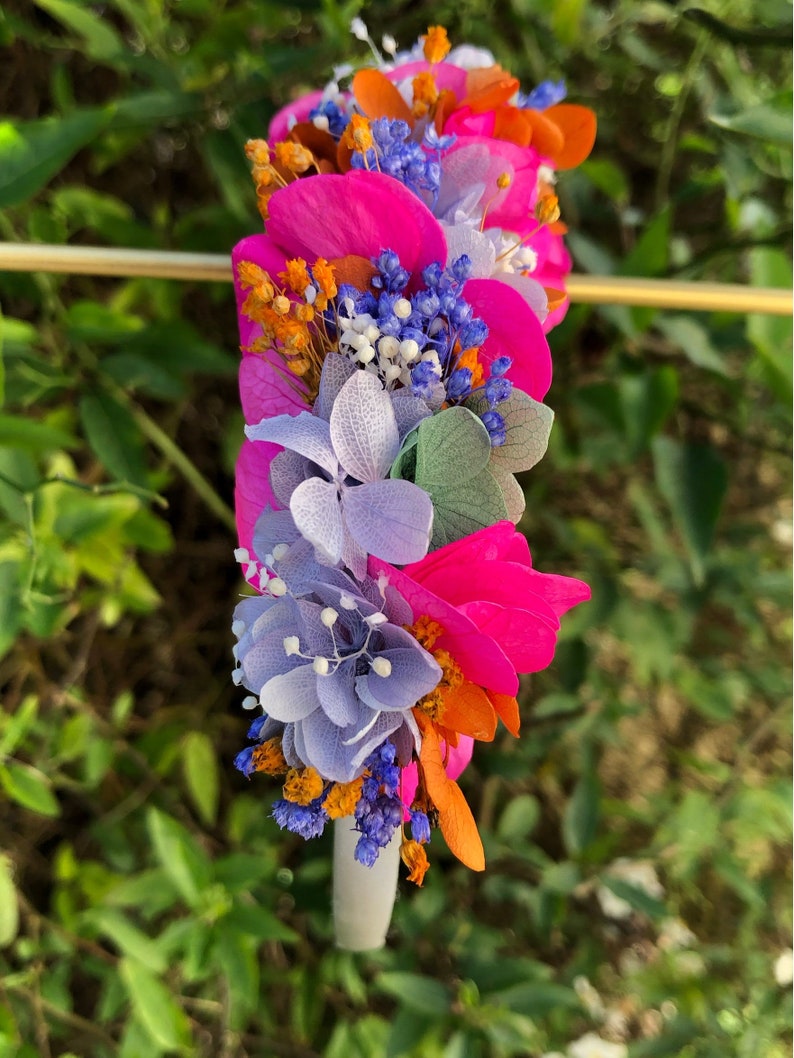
0 242 790 315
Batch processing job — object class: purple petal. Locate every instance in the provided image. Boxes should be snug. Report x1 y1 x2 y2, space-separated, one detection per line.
316 664 360 727
261 665 320 722
246 412 337 478
314 354 357 422
290 477 344 565
330 371 399 484
362 646 441 710
342 480 433 565
298 705 372 783
389 390 433 441
270 449 309 508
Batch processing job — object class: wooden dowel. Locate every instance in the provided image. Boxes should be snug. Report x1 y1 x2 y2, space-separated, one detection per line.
0 242 790 315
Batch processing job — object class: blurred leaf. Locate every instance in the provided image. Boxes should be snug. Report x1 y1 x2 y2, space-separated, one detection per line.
599 876 667 920
182 731 219 826
652 436 728 585
619 207 670 277
34 0 124 60
79 390 148 486
619 366 679 456
0 412 77 451
710 92 793 144
491 980 579 1016
119 957 191 1051
386 1008 434 1058
656 316 730 375
497 794 540 842
747 248 793 402
562 761 600 856
0 761 60 817
146 807 213 908
376 972 452 1016
0 108 109 208
84 908 168 973
0 855 19 946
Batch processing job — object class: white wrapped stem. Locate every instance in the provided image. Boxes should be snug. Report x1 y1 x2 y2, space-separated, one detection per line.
332 818 400 951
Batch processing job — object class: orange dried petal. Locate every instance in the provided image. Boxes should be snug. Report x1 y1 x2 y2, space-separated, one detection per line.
544 103 597 169
439 682 497 742
438 782 485 871
487 691 521 737
352 68 413 123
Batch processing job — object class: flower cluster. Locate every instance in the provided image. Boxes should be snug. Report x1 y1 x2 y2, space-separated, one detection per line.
230 24 593 885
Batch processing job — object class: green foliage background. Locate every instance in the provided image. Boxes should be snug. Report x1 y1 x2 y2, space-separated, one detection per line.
0 0 791 1055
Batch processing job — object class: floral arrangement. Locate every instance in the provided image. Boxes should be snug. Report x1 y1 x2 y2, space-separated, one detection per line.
229 22 594 946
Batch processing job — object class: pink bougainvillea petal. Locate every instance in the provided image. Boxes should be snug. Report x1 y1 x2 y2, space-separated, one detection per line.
268 89 326 143
385 60 468 98
368 556 520 696
266 171 447 283
464 278 552 401
235 438 281 561
238 354 307 426
458 600 558 673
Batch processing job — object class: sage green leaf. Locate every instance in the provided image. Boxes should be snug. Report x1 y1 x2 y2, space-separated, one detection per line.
119 957 191 1050
427 468 508 549
492 467 525 523
0 108 109 208
414 406 492 486
466 389 554 473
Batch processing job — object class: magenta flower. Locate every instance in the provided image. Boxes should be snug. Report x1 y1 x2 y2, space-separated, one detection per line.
369 520 590 694
232 171 553 563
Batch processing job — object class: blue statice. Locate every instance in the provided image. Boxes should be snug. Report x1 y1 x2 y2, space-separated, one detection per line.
353 740 405 866
272 796 329 839
409 809 431 844
307 99 349 137
372 250 410 294
234 745 256 777
518 79 567 111
350 118 442 206
481 409 507 447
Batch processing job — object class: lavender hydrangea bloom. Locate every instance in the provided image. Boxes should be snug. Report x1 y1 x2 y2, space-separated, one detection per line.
245 370 433 579
232 566 441 783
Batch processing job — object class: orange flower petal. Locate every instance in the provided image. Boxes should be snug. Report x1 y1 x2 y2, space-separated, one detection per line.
544 104 597 169
522 109 565 161
493 106 533 148
353 69 413 123
416 713 454 811
434 88 459 135
438 782 485 871
328 254 377 290
487 691 521 737
465 66 520 112
440 682 497 742
543 287 567 311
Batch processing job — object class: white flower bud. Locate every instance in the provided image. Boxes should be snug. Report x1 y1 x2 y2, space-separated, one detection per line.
272 543 290 561
399 338 420 362
394 298 412 319
268 577 287 597
241 696 259 710
313 656 330 675
231 620 246 638
231 667 243 685
377 335 400 359
371 656 392 677
234 547 250 563
321 607 339 627
283 636 300 656
339 593 357 610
